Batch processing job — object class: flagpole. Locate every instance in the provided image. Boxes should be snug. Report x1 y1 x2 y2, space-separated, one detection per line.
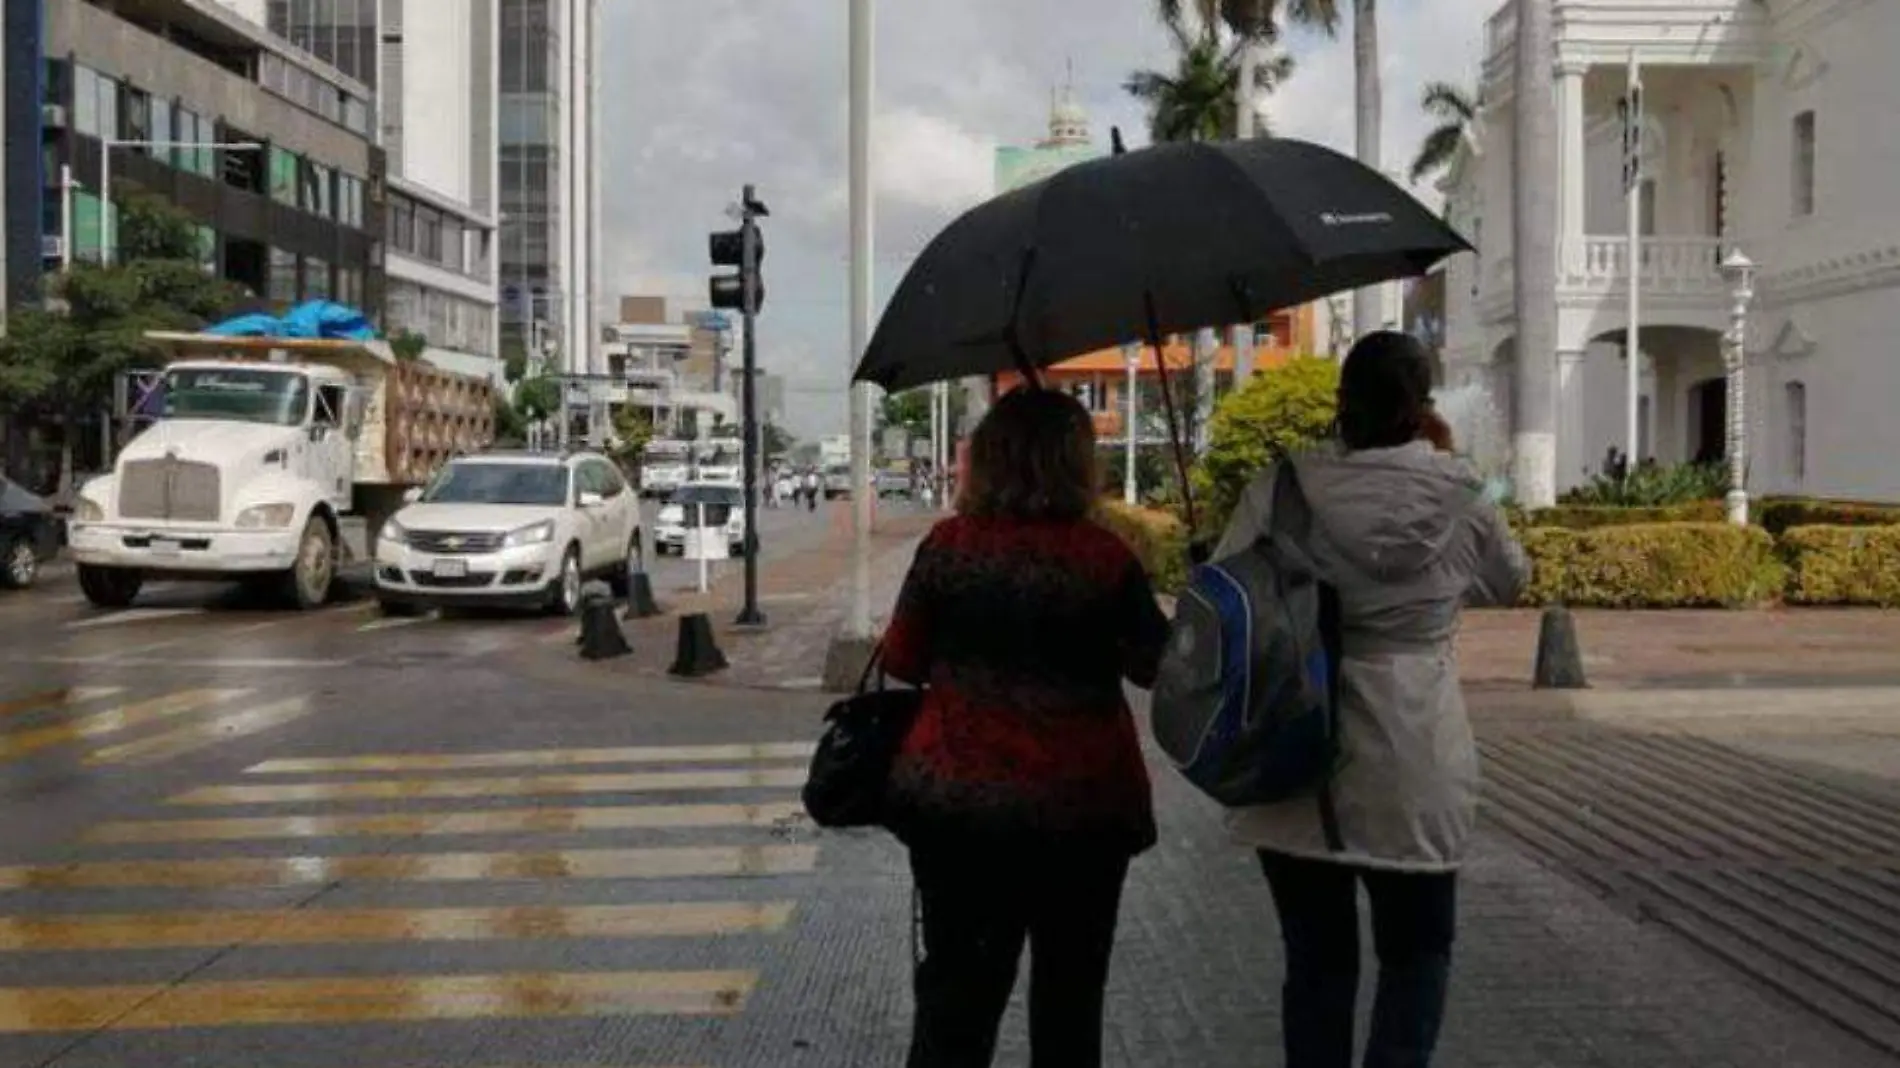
1625 50 1643 470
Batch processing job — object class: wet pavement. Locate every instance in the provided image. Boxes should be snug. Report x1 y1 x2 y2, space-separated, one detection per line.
1 503 1898 1066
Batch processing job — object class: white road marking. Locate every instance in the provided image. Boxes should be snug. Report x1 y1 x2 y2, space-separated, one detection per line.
13 656 349 669
357 614 434 633
64 608 204 630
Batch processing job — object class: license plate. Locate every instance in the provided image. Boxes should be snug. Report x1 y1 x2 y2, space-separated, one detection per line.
149 538 182 556
432 559 469 579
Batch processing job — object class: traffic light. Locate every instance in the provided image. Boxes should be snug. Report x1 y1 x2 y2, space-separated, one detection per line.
708 222 764 314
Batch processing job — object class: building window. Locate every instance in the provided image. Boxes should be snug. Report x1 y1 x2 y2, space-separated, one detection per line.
337 266 363 306
417 206 443 262
151 98 173 158
1639 179 1658 237
389 195 415 253
1793 111 1816 217
73 66 116 139
302 161 333 218
269 147 300 204
72 191 108 262
269 247 299 305
305 258 331 300
1785 382 1807 483
122 87 151 148
174 109 212 176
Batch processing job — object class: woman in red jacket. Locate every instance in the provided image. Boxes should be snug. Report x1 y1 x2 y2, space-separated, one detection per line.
882 386 1171 1068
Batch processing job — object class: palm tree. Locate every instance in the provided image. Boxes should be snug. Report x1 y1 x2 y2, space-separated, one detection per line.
1512 0 1559 507
1409 82 1479 186
1125 8 1295 142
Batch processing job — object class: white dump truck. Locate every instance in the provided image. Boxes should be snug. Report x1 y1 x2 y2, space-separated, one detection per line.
67 332 495 610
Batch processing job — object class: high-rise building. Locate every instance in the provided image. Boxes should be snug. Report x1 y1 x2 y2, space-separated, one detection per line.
498 0 600 388
242 0 501 377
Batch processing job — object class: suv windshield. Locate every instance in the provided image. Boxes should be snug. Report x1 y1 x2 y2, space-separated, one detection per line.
423 463 569 506
671 484 743 506
163 369 310 426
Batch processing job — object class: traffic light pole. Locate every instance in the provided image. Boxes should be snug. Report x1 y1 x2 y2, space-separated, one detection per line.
735 200 765 626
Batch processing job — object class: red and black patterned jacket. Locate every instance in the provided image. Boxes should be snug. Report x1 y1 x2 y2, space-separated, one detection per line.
882 514 1171 856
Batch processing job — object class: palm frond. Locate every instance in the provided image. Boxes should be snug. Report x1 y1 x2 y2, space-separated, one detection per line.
1420 81 1478 123
1408 123 1466 185
1277 0 1341 36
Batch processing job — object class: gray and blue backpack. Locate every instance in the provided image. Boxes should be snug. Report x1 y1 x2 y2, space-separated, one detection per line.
1151 462 1345 834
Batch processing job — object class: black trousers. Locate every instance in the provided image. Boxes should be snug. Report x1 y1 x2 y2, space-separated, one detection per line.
907 839 1131 1068
1258 850 1458 1068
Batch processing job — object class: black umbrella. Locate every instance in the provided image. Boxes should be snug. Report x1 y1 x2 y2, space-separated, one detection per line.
855 136 1467 391
851 135 1469 529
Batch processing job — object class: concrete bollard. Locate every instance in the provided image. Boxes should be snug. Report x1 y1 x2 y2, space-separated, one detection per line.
1532 604 1588 689
577 581 631 661
623 571 661 619
669 612 728 677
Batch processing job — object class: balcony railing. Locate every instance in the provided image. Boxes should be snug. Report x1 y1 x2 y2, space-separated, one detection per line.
1562 236 1726 294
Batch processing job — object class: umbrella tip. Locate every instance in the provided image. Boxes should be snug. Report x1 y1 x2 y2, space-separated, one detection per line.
1111 127 1127 155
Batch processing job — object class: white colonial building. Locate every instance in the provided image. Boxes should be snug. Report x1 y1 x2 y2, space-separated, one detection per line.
1441 0 1900 501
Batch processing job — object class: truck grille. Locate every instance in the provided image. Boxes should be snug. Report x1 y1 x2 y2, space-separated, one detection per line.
407 530 506 554
118 459 222 522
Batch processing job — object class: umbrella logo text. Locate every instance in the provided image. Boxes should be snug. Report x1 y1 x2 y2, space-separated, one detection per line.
1319 211 1395 227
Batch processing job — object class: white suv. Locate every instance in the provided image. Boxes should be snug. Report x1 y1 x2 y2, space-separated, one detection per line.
374 450 643 616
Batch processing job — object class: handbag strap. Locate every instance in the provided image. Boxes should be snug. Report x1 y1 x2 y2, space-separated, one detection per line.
854 643 887 695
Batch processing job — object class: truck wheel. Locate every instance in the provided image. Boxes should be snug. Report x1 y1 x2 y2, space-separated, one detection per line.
281 516 335 610
544 545 582 616
0 538 37 590
77 564 143 608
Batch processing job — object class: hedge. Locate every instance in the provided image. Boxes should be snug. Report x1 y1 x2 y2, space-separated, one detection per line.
1757 498 1900 536
1094 498 1190 595
1515 501 1727 530
1518 523 1783 608
1779 525 1900 607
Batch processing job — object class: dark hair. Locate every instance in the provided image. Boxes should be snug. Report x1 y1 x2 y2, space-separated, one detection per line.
959 387 1097 521
1336 331 1435 451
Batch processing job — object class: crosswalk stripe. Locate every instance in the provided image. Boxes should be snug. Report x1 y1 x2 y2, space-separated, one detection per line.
0 844 818 889
0 970 754 1032
87 801 809 843
84 697 314 766
0 901 794 951
0 687 122 718
246 742 817 774
170 767 808 805
0 689 249 764
63 607 204 630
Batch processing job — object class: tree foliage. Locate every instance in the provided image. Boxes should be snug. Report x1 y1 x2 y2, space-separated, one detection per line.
1191 356 1340 533
608 405 655 472
1126 4 1295 142
0 191 243 421
1409 82 1479 186
389 330 428 362
762 422 795 458
513 374 560 425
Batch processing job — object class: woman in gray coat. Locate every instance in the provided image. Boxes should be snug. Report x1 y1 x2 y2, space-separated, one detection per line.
1213 332 1529 1068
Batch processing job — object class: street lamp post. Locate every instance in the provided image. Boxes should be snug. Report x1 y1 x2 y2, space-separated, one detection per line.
99 139 264 265
1720 249 1755 527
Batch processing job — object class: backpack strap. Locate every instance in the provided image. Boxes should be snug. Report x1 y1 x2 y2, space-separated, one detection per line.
1273 458 1348 854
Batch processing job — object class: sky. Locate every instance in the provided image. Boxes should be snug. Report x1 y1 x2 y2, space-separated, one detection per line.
601 0 1503 440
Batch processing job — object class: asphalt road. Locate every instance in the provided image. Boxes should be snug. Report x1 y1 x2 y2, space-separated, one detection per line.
3 488 1897 1068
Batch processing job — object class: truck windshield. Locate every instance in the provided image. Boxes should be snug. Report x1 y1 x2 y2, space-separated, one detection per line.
423 463 569 506
163 369 310 426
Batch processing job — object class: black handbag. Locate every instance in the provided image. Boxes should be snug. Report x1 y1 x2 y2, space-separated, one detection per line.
801 649 924 829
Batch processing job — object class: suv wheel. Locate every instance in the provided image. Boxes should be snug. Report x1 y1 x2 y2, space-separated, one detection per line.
545 546 582 616
609 531 644 595
0 538 38 590
77 564 143 608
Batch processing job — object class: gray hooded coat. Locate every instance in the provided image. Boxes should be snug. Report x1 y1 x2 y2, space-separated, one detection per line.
1212 440 1529 872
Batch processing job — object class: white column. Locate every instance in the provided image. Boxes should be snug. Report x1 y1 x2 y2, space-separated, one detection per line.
845 0 874 638
1557 347 1587 490
1556 62 1588 277
1123 341 1140 505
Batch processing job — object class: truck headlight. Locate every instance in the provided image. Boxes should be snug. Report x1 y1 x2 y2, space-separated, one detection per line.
235 503 297 529
74 498 104 523
503 519 555 548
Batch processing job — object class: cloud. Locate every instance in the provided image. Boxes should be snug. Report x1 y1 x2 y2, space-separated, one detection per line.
598 0 1499 438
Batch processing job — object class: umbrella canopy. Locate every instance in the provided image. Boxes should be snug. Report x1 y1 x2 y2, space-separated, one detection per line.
854 137 1470 391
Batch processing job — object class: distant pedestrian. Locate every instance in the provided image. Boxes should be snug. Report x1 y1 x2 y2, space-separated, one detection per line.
1213 332 1530 1068
882 388 1169 1067
803 469 820 511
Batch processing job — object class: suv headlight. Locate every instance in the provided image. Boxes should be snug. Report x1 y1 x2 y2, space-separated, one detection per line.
74 497 104 523
379 518 408 545
235 503 297 529
503 519 556 548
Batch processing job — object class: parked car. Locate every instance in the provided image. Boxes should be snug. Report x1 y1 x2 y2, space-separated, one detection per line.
875 469 912 498
0 475 61 590
655 482 747 557
373 449 643 616
823 464 853 499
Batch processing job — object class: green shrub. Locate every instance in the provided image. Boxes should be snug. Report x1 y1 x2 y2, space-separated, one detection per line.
1094 497 1190 595
1779 525 1900 607
1516 501 1727 530
1517 522 1782 608
1559 462 1727 506
1192 356 1340 538
1757 498 1900 536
